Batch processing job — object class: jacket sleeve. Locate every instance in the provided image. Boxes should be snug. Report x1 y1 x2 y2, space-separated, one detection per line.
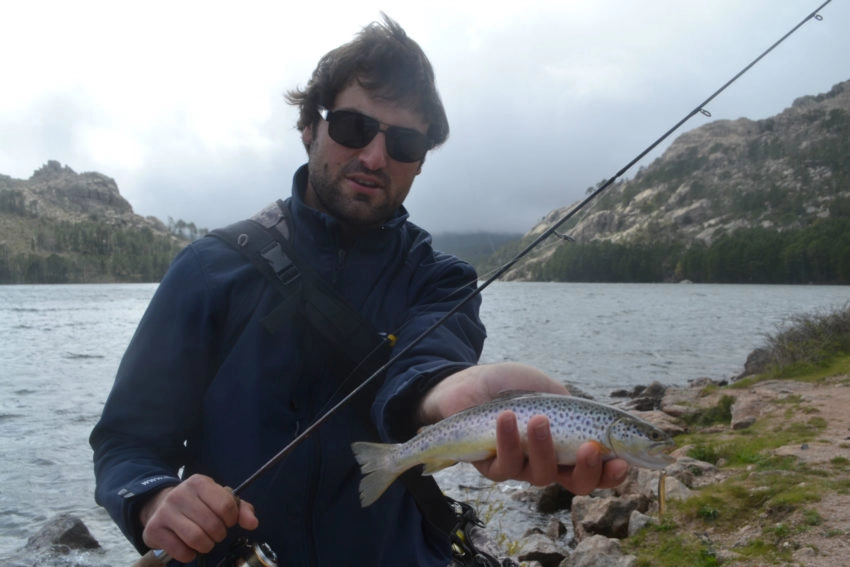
371 248 486 442
89 242 231 553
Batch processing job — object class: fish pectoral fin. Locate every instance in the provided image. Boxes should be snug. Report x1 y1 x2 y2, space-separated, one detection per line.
421 459 457 475
587 439 612 456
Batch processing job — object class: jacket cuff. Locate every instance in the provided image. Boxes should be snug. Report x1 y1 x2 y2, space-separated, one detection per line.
377 363 470 442
119 475 182 554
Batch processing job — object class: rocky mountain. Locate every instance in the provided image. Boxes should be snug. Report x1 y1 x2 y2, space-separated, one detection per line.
496 79 850 281
0 161 186 283
0 160 168 231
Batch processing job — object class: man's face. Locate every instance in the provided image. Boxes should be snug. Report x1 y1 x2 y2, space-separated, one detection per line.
301 83 428 231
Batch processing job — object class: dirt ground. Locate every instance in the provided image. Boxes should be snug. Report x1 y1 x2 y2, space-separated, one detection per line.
765 377 850 566
693 376 850 566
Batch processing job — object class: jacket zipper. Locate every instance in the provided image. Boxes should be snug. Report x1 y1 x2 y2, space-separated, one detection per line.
331 248 347 286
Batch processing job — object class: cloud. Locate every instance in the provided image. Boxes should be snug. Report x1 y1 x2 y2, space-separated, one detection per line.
2 0 848 234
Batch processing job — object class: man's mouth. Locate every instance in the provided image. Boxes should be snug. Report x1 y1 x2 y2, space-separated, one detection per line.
348 175 383 191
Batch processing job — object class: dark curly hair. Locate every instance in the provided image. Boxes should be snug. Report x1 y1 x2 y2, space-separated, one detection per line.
285 14 449 153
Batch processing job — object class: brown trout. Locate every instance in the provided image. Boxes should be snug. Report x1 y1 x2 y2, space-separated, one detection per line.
352 393 675 506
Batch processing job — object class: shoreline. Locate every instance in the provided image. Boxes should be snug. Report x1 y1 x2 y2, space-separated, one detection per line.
478 370 850 566
10 370 850 567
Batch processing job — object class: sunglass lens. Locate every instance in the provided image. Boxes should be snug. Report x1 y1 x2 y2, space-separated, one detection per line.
328 111 377 149
386 130 428 163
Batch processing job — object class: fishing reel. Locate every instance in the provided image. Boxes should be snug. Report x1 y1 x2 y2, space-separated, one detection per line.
214 538 279 567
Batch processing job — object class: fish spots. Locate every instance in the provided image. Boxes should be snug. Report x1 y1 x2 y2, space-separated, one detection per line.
354 393 675 506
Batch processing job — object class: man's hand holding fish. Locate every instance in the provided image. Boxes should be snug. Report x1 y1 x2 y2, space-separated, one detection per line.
415 362 632 495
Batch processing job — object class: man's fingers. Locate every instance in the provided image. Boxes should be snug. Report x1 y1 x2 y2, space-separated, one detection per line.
525 415 558 486
142 520 202 564
599 457 630 489
554 441 630 496
237 499 260 531
567 441 605 495
141 475 257 561
492 411 526 480
173 512 219 555
473 411 523 481
472 414 631 495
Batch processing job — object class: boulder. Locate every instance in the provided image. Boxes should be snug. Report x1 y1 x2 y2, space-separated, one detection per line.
25 514 100 554
627 510 656 537
560 535 637 567
0 514 110 567
545 517 568 540
660 475 692 501
663 457 719 489
571 494 649 540
631 410 687 436
628 381 668 411
515 532 569 567
660 387 704 418
731 396 762 430
734 347 772 380
537 483 575 513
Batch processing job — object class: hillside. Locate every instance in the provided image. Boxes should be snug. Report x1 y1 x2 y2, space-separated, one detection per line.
492 79 850 283
431 231 523 266
0 161 187 283
0 161 520 284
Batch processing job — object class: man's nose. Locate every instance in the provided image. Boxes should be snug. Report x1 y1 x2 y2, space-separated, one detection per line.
358 131 389 170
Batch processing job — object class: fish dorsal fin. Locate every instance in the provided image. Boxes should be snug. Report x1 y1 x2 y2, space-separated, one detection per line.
415 423 437 435
492 390 550 401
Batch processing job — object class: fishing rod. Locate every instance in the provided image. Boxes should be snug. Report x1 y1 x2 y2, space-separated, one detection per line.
137 2 832 564
233 0 833 495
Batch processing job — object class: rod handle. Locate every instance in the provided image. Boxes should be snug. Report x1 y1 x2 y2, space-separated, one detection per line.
132 549 171 566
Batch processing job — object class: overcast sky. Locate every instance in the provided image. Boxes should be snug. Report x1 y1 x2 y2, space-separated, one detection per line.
2 0 848 234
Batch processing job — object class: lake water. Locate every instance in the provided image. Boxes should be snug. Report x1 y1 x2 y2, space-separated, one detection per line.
1 282 847 564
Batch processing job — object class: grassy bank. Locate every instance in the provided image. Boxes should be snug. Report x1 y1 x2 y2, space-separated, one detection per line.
624 304 850 566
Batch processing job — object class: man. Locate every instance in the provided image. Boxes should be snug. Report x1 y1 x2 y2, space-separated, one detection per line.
90 16 628 566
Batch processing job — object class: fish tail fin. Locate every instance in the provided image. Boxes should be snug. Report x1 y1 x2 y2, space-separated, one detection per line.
351 441 406 507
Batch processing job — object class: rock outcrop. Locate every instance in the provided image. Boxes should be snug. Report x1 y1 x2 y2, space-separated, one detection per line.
2 514 108 567
0 160 166 232
0 160 186 283
501 79 850 280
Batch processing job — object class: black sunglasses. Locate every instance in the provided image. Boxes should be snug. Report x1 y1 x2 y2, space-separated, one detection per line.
317 106 429 163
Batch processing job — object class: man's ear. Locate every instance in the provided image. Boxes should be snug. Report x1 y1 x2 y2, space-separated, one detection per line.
301 125 314 151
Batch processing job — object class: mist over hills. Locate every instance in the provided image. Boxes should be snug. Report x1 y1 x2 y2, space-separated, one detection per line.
2 78 848 283
485 79 850 283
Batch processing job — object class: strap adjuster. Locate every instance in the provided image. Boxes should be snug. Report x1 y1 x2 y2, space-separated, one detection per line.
260 242 300 285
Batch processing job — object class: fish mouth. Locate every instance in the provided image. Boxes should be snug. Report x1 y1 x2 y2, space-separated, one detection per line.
636 440 676 468
650 442 676 462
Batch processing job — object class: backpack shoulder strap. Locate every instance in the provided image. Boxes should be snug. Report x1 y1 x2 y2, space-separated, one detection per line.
208 200 389 365
209 214 302 328
209 201 493 557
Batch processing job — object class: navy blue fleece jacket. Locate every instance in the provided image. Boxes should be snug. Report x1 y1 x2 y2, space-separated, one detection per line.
90 165 485 566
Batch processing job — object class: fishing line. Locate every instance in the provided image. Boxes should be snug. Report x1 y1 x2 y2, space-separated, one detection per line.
232 0 832 496
138 7 836 563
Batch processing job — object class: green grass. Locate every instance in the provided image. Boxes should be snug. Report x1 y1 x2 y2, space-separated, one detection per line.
732 305 850 387
627 518 719 567
680 413 828 468
681 394 734 428
626 466 829 565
